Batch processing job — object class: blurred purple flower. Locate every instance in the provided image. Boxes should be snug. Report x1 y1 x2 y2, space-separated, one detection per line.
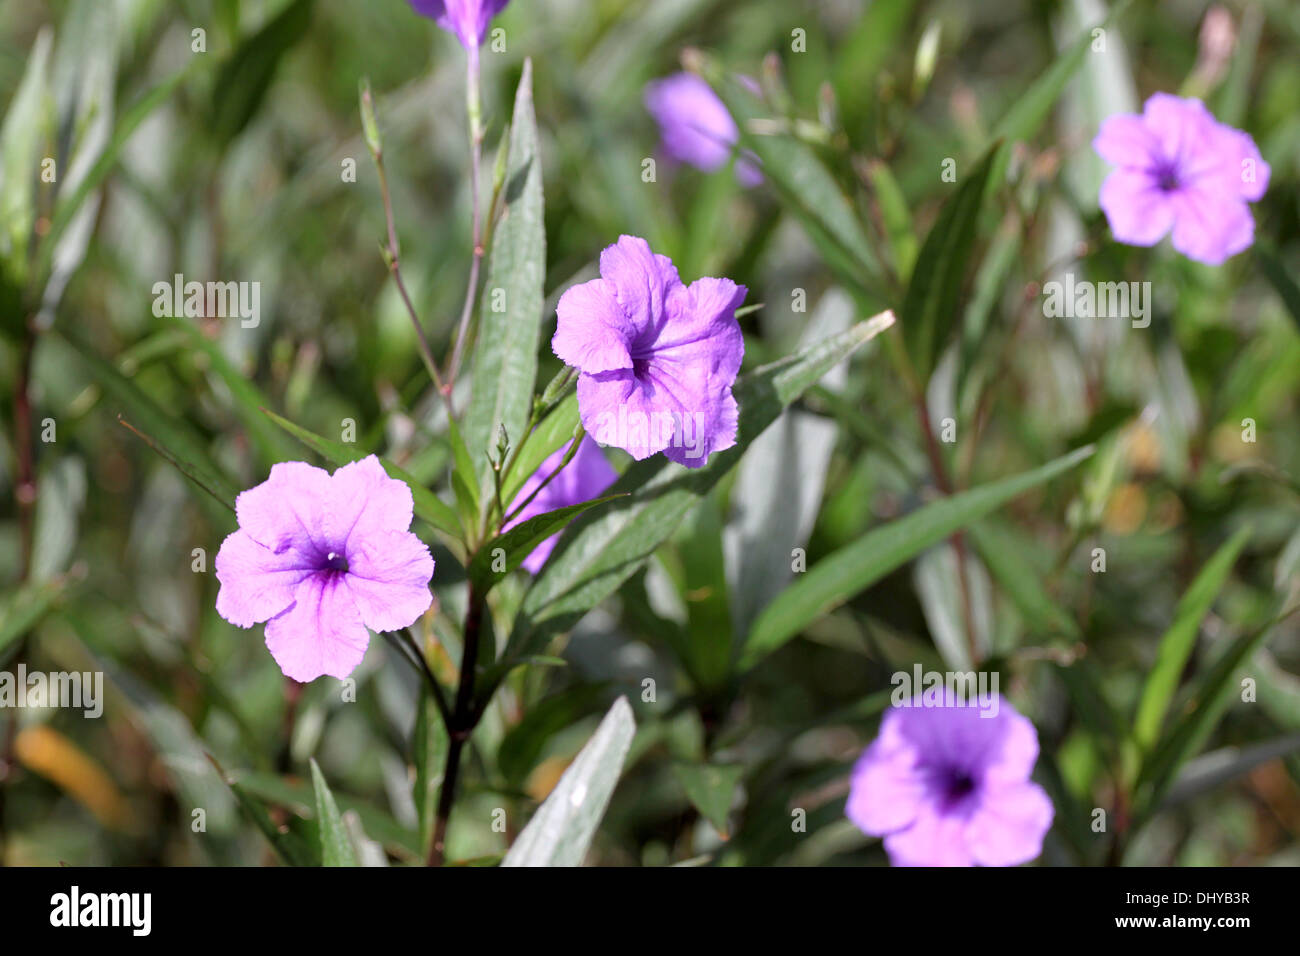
645 72 762 187
215 457 434 682
553 235 746 468
846 695 1054 867
1093 92 1269 265
408 0 509 50
503 437 618 574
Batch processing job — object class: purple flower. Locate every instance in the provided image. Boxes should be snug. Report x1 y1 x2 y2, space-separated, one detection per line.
644 73 762 187
408 0 508 50
503 437 618 574
1093 93 1269 265
553 235 746 469
215 456 434 682
846 695 1054 867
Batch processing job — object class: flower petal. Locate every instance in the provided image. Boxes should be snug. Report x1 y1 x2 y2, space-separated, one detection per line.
846 711 927 836
343 531 435 633
599 235 681 338
235 461 332 555
505 438 618 574
577 369 676 461
883 805 978 867
964 781 1054 866
553 277 635 373
1098 169 1176 247
1168 188 1254 266
656 276 746 382
214 530 315 627
326 455 415 551
264 573 370 682
1092 113 1159 168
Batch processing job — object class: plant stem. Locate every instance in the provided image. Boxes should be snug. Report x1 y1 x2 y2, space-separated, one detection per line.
445 47 486 388
428 580 486 866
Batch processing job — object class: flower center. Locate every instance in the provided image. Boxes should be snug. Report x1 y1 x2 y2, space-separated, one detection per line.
324 551 349 573
1153 162 1181 193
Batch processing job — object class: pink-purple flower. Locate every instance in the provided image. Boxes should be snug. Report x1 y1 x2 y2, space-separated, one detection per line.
846 695 1054 867
553 235 746 469
503 437 618 574
215 456 434 682
645 73 762 187
1093 93 1269 265
408 0 508 50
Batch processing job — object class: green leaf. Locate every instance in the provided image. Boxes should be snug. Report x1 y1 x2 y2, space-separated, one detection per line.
711 71 883 295
209 0 315 149
673 762 743 837
464 58 546 493
742 444 1095 669
413 687 448 857
0 575 71 657
987 0 1131 189
1257 244 1300 335
0 28 51 281
495 312 895 686
310 759 358 867
229 770 422 862
502 393 579 504
501 697 636 867
967 519 1080 642
35 69 187 286
1134 612 1288 821
263 409 461 539
498 684 611 786
899 143 998 379
219 762 319 867
1158 734 1300 813
1132 525 1251 755
169 318 299 465
863 159 918 282
469 494 625 592
60 331 240 509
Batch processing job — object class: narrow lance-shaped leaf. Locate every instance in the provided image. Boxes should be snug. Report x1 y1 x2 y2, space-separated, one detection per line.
501 697 636 867
1133 611 1291 824
742 444 1096 670
60 331 241 509
464 58 546 494
985 0 1132 190
469 494 626 592
310 759 359 867
708 67 884 296
899 143 998 380
1132 525 1252 755
413 688 449 857
493 311 895 691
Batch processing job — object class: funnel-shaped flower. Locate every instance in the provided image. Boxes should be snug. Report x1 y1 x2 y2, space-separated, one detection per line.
645 72 762 187
847 695 1054 867
409 0 509 50
553 235 746 468
1093 93 1269 265
215 457 434 682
